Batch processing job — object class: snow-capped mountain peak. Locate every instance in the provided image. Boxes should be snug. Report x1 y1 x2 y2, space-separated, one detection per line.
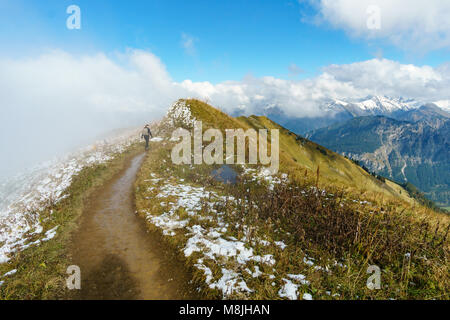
433 100 450 113
330 95 420 116
354 96 416 112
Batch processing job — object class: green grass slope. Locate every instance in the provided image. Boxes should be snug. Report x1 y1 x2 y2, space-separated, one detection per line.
136 99 449 300
183 99 414 205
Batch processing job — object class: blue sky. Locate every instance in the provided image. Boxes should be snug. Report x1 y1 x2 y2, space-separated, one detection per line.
1 0 450 178
1 0 448 83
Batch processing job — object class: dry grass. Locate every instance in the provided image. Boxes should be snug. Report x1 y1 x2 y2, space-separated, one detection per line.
133 99 449 300
135 136 449 300
228 178 449 299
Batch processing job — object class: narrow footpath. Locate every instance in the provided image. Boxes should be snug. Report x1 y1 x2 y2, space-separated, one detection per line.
70 153 198 299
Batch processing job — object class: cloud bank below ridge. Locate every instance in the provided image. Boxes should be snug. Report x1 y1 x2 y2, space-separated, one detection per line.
1 49 450 177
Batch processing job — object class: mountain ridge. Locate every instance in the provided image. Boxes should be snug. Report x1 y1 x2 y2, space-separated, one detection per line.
308 110 450 207
137 98 450 300
254 95 448 135
161 99 418 206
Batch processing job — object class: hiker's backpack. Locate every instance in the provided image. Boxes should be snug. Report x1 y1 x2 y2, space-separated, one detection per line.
142 128 149 136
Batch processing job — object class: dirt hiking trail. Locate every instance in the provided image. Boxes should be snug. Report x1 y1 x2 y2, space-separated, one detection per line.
70 152 198 300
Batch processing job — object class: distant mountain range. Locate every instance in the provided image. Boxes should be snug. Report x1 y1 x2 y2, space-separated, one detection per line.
259 95 434 135
232 95 450 208
307 104 450 207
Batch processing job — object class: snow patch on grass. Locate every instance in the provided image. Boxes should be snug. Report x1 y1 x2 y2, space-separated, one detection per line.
140 165 324 299
279 277 312 300
209 268 253 297
166 100 196 128
2 269 17 278
278 278 299 300
143 177 295 298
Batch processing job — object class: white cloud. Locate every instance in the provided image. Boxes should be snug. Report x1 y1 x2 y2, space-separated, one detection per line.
323 59 445 98
303 0 450 51
288 63 304 77
182 58 450 117
181 33 197 56
0 50 181 177
1 50 450 177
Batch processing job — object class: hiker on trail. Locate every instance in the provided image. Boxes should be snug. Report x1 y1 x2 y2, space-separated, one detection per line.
141 124 153 151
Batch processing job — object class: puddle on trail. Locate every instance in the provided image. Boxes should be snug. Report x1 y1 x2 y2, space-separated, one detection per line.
211 164 239 184
70 153 198 300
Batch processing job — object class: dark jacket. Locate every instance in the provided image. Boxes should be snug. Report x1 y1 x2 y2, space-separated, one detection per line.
141 127 152 138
